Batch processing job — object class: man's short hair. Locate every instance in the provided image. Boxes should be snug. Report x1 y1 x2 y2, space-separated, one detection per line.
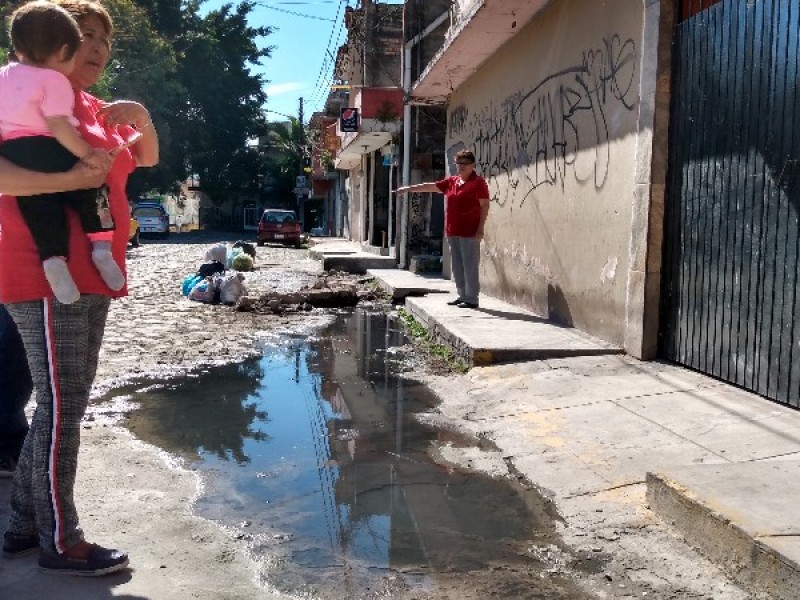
455 150 475 164
10 0 82 64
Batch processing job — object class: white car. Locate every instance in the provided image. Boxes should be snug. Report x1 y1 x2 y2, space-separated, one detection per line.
132 202 170 239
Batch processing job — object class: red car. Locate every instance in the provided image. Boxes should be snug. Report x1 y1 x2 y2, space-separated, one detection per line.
257 209 302 247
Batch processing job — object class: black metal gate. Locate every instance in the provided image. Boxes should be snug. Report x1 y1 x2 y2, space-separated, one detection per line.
660 0 800 407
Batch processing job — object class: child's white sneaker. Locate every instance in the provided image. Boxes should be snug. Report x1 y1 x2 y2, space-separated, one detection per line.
43 257 80 304
91 246 125 291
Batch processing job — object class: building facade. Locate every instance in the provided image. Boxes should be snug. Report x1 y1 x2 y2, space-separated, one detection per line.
323 0 800 408
332 1 404 253
411 0 663 357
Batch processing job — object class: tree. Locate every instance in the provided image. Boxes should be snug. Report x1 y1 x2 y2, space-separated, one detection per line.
176 0 272 202
112 0 273 199
103 0 185 197
1 0 275 203
261 119 308 208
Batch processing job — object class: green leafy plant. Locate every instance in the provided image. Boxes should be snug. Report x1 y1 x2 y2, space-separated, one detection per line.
363 279 391 300
397 308 469 373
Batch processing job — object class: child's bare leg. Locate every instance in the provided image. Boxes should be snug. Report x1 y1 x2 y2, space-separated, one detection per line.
42 258 80 304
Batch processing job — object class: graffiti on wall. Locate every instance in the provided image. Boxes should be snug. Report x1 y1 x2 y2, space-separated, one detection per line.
449 35 638 207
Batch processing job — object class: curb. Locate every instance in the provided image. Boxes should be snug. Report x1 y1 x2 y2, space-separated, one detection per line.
404 298 621 366
646 471 800 600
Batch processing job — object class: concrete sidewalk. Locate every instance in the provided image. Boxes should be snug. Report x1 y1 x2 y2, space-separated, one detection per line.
308 237 397 272
370 268 622 366
353 259 800 599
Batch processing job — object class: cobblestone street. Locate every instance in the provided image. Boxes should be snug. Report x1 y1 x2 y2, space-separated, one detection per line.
97 232 328 390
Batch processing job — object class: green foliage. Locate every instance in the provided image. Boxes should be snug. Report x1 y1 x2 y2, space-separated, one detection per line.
0 0 275 202
261 118 310 207
1 5 11 63
397 309 470 374
231 252 254 272
104 0 184 196
176 1 271 202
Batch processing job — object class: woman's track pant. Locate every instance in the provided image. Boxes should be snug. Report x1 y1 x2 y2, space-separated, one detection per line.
447 236 481 305
5 295 110 553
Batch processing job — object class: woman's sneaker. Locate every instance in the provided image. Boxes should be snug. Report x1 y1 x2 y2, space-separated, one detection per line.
39 543 129 576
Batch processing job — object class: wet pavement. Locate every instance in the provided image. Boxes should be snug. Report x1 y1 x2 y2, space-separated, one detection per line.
110 308 596 599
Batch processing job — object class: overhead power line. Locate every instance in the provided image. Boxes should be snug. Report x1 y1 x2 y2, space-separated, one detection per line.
253 3 337 21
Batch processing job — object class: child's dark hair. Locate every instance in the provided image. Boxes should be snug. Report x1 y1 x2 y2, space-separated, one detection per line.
10 0 82 65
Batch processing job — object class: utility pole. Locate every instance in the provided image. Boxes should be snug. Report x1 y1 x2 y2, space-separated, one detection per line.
296 96 307 230
363 0 373 87
298 97 304 136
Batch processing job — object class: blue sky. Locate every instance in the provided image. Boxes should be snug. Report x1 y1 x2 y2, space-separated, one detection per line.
201 0 404 122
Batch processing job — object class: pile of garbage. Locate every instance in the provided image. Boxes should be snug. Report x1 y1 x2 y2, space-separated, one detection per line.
182 242 382 312
181 241 256 305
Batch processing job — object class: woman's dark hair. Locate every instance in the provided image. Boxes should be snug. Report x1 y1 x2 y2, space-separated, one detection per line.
10 0 82 64
455 149 476 164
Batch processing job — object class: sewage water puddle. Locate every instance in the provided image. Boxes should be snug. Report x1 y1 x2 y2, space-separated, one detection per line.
114 308 595 599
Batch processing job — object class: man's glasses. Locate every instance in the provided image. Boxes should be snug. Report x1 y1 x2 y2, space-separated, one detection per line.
455 161 473 166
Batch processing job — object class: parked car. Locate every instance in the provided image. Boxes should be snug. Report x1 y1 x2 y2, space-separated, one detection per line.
132 202 170 239
128 212 140 247
257 209 302 247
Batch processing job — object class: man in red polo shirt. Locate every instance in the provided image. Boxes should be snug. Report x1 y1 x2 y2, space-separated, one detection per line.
396 149 490 308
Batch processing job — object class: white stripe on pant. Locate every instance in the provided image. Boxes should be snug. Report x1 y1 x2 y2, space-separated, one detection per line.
5 295 110 553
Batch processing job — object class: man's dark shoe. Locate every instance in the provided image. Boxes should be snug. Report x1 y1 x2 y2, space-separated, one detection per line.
458 302 479 309
446 298 465 305
39 544 129 576
3 532 39 558
0 455 17 478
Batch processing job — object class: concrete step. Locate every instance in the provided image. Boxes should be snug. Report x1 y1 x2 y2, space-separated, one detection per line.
647 461 800 600
308 244 396 273
404 293 620 366
367 268 453 300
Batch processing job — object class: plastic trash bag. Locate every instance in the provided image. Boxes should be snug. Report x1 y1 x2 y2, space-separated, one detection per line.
204 244 228 265
218 272 247 305
181 274 203 297
188 277 218 304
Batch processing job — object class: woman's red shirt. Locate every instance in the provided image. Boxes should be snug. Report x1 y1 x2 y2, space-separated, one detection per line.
435 172 490 237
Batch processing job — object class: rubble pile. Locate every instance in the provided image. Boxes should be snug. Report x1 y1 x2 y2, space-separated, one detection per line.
237 272 380 314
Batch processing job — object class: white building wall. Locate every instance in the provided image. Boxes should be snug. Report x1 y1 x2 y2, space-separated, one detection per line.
446 0 645 345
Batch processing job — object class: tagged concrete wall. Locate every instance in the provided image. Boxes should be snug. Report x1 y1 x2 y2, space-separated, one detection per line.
446 0 645 346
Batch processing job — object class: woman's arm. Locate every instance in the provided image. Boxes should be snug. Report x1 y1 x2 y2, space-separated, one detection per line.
0 157 109 196
130 117 159 167
395 182 441 194
97 101 159 167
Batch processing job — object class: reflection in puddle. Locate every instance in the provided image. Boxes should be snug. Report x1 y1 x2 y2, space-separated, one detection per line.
121 309 591 598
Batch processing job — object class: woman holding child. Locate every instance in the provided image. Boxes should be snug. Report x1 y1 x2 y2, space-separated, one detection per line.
0 0 158 575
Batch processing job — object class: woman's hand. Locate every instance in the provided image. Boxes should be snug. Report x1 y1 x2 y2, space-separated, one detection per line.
81 148 113 171
71 159 111 189
96 101 159 168
96 100 151 129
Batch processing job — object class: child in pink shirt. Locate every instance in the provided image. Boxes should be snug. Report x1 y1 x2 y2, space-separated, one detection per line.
0 0 125 304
